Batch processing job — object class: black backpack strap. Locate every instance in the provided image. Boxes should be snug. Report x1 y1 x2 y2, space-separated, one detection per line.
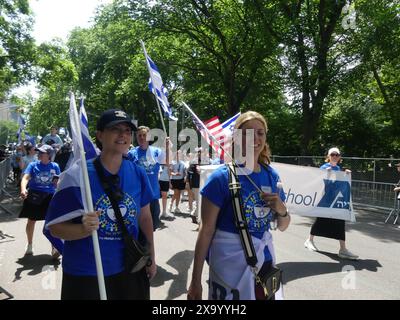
93 157 129 240
227 163 258 267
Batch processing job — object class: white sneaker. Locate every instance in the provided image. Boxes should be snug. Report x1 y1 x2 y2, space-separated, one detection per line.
304 239 318 251
338 248 359 260
25 244 33 255
160 212 175 220
174 207 181 214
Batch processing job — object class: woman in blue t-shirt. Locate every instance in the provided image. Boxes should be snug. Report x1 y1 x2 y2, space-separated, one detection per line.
19 144 60 256
187 111 290 300
304 147 358 260
48 109 156 300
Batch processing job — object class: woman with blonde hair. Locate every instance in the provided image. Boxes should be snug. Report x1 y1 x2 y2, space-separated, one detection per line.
188 111 290 300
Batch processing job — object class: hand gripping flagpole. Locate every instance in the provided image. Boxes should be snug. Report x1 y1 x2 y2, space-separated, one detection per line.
181 102 262 193
140 40 167 135
70 92 107 300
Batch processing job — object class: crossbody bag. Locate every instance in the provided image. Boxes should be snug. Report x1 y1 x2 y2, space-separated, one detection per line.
227 163 282 300
93 158 152 273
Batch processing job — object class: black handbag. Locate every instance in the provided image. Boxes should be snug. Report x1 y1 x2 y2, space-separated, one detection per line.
26 190 49 205
227 163 282 300
93 158 152 273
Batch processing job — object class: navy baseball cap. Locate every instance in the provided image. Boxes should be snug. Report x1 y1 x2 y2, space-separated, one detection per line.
96 109 137 131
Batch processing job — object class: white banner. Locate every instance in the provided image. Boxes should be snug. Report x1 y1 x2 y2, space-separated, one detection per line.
199 162 356 222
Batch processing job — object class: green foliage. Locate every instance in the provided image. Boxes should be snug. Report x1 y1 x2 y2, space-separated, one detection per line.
0 119 18 144
0 0 36 99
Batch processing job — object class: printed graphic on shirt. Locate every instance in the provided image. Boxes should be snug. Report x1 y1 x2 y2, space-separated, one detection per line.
34 171 55 185
137 155 157 175
96 192 138 239
243 191 273 232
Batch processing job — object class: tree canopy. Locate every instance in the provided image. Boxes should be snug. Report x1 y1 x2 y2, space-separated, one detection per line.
5 0 400 157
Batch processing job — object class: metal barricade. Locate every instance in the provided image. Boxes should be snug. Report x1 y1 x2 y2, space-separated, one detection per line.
0 157 14 214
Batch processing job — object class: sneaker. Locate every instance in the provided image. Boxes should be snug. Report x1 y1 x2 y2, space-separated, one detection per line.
51 247 61 260
25 244 33 256
338 249 359 260
160 212 175 220
174 207 181 214
304 239 318 251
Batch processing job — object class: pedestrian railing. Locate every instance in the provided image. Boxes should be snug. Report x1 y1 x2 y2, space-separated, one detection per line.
0 157 14 214
352 180 396 211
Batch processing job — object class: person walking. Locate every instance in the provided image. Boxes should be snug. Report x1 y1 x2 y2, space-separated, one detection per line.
187 111 290 300
304 147 358 260
47 109 156 300
19 144 60 257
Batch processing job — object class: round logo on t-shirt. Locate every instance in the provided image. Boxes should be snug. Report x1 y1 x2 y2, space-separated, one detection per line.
96 192 138 238
244 191 273 232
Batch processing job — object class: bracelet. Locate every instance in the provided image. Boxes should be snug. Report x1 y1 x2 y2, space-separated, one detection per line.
278 210 289 218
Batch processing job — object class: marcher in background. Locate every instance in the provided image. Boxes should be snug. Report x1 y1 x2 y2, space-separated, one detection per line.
11 144 24 185
42 126 63 148
188 111 290 300
19 144 38 172
19 144 60 257
169 150 186 214
127 126 170 231
159 163 174 220
304 147 358 260
47 109 156 300
187 148 202 224
54 142 73 172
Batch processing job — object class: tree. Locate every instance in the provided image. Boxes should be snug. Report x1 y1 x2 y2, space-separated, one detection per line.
0 0 35 99
130 0 284 118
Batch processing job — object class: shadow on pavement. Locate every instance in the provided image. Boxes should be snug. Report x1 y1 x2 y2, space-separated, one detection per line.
151 250 193 300
13 254 61 282
292 210 400 243
277 253 382 285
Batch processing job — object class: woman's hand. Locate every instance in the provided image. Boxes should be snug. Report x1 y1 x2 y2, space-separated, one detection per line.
146 260 157 280
82 211 101 233
20 189 28 200
261 192 287 217
187 281 203 300
345 169 352 174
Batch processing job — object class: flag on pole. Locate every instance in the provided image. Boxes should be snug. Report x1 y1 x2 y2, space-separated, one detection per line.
143 50 177 121
44 97 97 253
79 98 98 161
193 112 240 160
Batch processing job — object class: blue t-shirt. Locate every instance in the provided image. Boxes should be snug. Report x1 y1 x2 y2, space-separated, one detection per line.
320 163 341 171
201 164 286 262
127 146 163 199
62 159 154 276
24 161 60 194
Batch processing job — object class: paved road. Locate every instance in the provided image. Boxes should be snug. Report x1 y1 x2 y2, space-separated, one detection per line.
0 186 399 300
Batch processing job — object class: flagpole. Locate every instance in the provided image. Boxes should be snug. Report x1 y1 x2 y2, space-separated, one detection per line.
181 102 262 193
140 40 167 135
70 92 107 300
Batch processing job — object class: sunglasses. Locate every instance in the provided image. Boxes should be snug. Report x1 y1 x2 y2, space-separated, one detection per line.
330 153 341 157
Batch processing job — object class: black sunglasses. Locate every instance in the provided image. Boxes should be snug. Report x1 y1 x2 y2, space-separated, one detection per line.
330 153 340 157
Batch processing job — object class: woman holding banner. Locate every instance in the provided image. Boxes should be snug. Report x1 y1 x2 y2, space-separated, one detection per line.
47 109 156 300
304 147 358 260
187 111 290 300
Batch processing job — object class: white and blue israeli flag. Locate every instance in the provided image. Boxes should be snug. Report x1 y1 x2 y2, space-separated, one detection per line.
44 95 98 254
145 53 177 121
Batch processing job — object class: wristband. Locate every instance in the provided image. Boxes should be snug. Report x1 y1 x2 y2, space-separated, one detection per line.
278 210 289 218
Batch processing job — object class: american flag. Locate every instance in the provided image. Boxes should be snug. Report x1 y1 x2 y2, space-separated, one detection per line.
193 112 240 161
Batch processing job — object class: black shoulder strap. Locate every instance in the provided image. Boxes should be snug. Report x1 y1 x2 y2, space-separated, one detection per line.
93 157 129 240
227 163 258 267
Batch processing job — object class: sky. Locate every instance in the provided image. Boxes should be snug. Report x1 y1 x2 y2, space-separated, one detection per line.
29 0 113 44
12 0 112 96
